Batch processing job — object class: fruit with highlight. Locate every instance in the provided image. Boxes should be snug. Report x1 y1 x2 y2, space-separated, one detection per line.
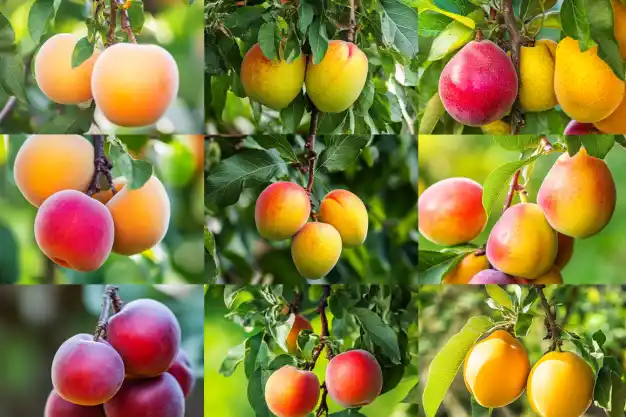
326 350 383 408
319 189 368 247
44 390 104 417
264 366 320 417
255 182 311 241
291 222 342 279
519 39 558 112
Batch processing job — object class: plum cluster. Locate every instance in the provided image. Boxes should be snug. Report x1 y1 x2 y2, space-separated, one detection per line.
45 299 195 417
419 147 616 284
255 182 368 279
13 135 171 271
35 34 178 127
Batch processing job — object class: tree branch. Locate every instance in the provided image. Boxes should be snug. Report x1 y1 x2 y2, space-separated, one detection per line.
502 0 523 134
503 169 521 213
94 286 120 341
310 285 333 417
116 0 137 44
0 96 17 125
535 285 562 352
87 135 115 197
107 0 118 46
305 98 319 219
347 0 357 43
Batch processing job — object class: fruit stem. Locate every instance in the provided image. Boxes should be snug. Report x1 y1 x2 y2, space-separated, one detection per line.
305 96 319 219
540 136 553 152
535 285 562 352
503 169 521 212
0 96 16 125
94 285 120 341
315 382 330 417
502 0 523 134
115 0 137 44
87 135 116 197
347 0 357 43
310 285 333 417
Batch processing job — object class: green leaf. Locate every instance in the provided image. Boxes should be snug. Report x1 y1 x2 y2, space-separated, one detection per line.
298 0 315 36
595 366 614 409
218 342 245 377
422 316 492 417
565 136 582 155
317 135 371 172
351 307 402 362
71 37 94 68
426 18 474 61
561 0 591 50
419 93 445 134
514 313 535 337
258 21 277 61
127 1 146 34
610 371 626 417
109 145 153 189
205 226 218 283
224 6 265 31
415 0 477 28
318 111 349 134
485 285 513 310
0 55 27 103
471 396 492 417
308 17 329 65
580 136 615 158
280 93 306 134
418 251 467 284
419 11 453 37
0 13 16 49
38 110 93 133
206 149 287 207
247 368 270 417
528 11 562 34
588 0 625 79
28 0 55 44
0 223 19 283
380 0 419 58
492 136 541 152
354 77 375 116
520 0 558 20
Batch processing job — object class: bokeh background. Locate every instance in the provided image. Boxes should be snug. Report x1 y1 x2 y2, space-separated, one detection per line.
204 284 419 417
0 284 204 417
0 135 205 284
418 136 626 284
418 285 626 416
0 0 204 134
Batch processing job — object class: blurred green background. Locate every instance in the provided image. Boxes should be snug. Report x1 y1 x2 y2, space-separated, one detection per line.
0 0 204 134
204 285 418 417
418 136 626 284
418 285 626 416
0 135 205 284
0 284 204 417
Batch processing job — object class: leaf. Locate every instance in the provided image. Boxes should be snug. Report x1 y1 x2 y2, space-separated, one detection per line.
247 368 270 417
415 0 476 28
280 93 306 135
419 11 453 37
224 6 265 31
580 136 615 158
38 111 93 133
351 307 401 362
0 13 15 49
71 37 94 68
561 0 591 50
595 366 613 409
419 93 445 134
588 0 625 80
422 316 492 417
308 17 329 65
205 226 218 283
258 21 277 61
0 55 27 103
380 0 419 58
418 251 467 284
108 143 153 189
565 136 582 155
0 223 19 283
426 18 475 61
218 342 245 377
492 136 541 152
514 313 535 338
253 134 299 162
206 149 287 207
127 1 146 34
318 111 349 134
527 11 562 34
298 0 315 35
485 285 513 310
354 77 375 116
316 135 371 172
471 396 492 417
610 371 626 417
28 0 55 44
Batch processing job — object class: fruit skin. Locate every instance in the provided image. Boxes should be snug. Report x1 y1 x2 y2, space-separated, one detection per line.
486 203 557 279
563 120 599 135
481 120 510 134
468 269 516 284
35 190 114 271
51 334 125 406
264 366 320 417
106 176 171 255
439 40 518 126
463 330 530 408
104 373 185 417
554 233 574 269
14 135 95 207
286 315 313 353
107 299 181 378
520 39 558 112
532 267 563 284
554 37 625 123
442 253 489 284
255 182 311 240
291 222 342 279
614 0 626 59
167 349 195 398
44 390 104 417
595 94 626 133
305 40 369 113
527 351 594 417
326 350 383 408
35 34 101 104
240 43 306 110
92 43 179 127
319 189 368 247
418 178 487 245
537 148 616 238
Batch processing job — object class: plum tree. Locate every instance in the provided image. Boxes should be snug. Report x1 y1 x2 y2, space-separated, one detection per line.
255 182 311 240
439 39 518 126
563 120 598 135
167 350 195 399
538 148 616 238
240 43 306 110
34 34 101 105
554 233 574 270
326 350 383 408
318 189 368 247
468 269 516 284
527 351 594 417
519 39 558 112
51 334 125 406
264 366 320 417
418 178 487 245
35 190 114 271
487 203 557 279
105 175 171 255
44 390 104 417
305 40 369 113
442 253 489 284
107 299 181 378
554 37 625 123
91 43 179 127
14 135 95 207
286 315 313 354
291 222 342 279
104 373 185 417
463 330 530 408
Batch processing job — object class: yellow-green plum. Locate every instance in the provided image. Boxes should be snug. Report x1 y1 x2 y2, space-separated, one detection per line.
255 182 311 240
291 222 342 279
264 366 320 417
538 148 616 238
319 189 368 247
305 40 368 113
240 43 306 110
486 203 557 279
418 178 487 245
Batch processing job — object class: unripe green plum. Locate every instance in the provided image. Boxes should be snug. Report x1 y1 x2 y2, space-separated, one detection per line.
486 203 557 279
255 182 311 240
319 189 368 247
326 350 383 408
291 223 342 279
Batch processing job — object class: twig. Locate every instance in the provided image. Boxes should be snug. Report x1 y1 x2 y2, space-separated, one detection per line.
540 136 553 152
0 97 17 125
290 288 303 315
116 0 137 44
107 0 118 45
86 135 115 197
305 98 319 219
94 286 120 341
535 285 562 352
347 0 357 43
311 285 333 417
502 0 523 134
502 169 521 213
316 382 330 417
